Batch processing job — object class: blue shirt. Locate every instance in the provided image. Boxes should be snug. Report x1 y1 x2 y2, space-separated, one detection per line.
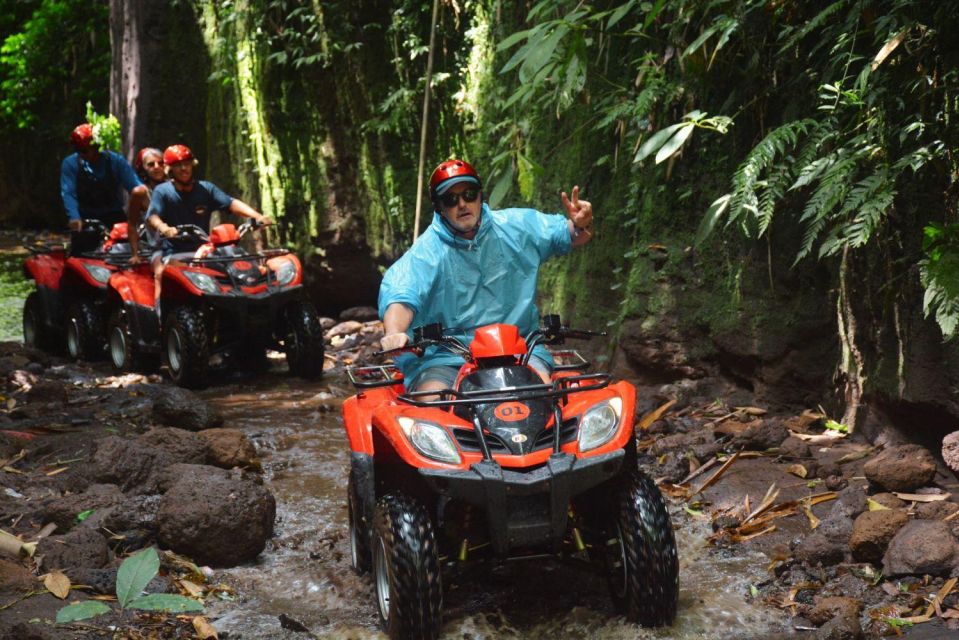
147 180 234 252
378 203 572 385
60 150 142 221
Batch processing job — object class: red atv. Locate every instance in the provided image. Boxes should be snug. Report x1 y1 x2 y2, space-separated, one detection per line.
342 316 679 639
22 220 143 360
106 221 325 387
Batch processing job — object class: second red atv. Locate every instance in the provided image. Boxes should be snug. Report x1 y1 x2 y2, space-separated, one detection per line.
342 316 679 639
22 220 145 360
106 220 325 387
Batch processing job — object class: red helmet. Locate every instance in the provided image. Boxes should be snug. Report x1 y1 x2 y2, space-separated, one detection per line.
70 124 93 150
429 159 482 200
163 144 194 166
134 147 163 172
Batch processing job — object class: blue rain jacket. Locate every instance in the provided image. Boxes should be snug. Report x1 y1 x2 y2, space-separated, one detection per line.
378 203 572 386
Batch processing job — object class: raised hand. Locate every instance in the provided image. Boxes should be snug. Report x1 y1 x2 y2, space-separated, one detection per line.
560 185 593 230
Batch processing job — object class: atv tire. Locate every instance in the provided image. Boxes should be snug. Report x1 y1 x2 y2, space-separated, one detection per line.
23 291 58 352
163 307 209 388
348 474 371 573
108 307 147 373
601 470 679 626
65 301 103 361
283 301 324 378
372 493 442 640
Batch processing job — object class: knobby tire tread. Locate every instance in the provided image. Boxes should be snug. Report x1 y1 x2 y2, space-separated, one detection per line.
166 307 209 388
68 301 103 361
373 492 442 640
618 469 680 626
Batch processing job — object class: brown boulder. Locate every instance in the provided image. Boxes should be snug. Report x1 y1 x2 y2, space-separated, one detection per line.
0 559 34 592
779 436 812 459
138 426 208 463
326 320 363 338
93 436 176 494
200 428 261 470
38 527 110 572
794 532 845 567
156 465 275 567
338 306 378 322
38 484 123 532
150 386 223 431
869 493 905 510
882 520 959 577
731 418 790 451
808 596 863 626
863 444 937 492
916 501 959 520
850 509 910 564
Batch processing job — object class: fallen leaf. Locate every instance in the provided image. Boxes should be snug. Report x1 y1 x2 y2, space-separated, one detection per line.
637 399 676 431
801 502 820 529
688 451 740 497
743 483 780 525
872 29 907 70
786 464 808 479
735 406 768 416
45 467 68 476
923 577 956 619
178 579 205 598
43 571 70 599
1 466 22 474
193 616 218 639
867 498 891 511
789 430 846 444
942 608 959 619
893 492 950 503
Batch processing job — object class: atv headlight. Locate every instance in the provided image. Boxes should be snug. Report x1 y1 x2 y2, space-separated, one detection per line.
82 263 112 284
274 259 297 286
578 397 623 452
183 270 219 294
398 417 461 464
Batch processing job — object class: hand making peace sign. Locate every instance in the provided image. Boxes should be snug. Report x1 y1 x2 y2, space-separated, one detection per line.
561 185 593 230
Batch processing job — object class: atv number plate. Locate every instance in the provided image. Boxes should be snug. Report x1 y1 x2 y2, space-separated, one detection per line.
493 401 530 422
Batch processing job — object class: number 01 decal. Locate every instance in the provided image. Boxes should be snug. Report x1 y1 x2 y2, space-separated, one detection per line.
494 402 529 422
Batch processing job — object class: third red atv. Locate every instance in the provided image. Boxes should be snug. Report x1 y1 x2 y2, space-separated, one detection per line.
23 220 145 360
106 221 325 387
342 316 679 639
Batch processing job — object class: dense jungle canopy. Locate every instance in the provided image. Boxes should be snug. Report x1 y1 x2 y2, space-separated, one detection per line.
0 0 957 430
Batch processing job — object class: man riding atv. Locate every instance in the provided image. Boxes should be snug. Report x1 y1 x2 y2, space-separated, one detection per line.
378 158 594 389
60 123 148 255
145 144 272 317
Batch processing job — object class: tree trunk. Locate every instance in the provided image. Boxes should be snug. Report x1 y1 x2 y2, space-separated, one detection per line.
109 0 142 158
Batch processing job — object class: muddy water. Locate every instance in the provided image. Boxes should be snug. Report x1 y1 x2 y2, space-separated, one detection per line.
201 372 792 640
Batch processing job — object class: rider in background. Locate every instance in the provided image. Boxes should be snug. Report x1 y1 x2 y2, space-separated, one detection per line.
128 147 167 260
378 158 594 394
60 123 148 254
145 144 272 320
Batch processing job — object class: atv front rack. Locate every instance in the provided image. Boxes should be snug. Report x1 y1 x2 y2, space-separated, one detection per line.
347 364 402 388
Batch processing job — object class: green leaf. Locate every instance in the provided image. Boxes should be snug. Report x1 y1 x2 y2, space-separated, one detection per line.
488 170 513 209
495 29 530 52
519 25 568 84
634 122 684 163
824 419 848 433
607 0 635 30
116 547 160 609
655 123 695 163
696 194 732 244
127 594 204 613
56 600 111 624
75 509 94 523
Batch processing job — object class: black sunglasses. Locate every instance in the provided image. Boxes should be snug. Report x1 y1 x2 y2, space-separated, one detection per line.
439 188 480 208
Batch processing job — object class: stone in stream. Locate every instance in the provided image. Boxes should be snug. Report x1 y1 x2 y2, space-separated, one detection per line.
849 509 910 564
138 426 208 463
156 464 275 567
92 436 177 494
199 428 261 470
882 520 959 577
150 386 224 431
862 444 937 492
38 483 123 532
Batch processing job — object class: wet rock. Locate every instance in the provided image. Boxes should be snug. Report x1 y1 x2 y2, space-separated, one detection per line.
808 596 862 626
869 493 906 510
650 431 713 456
150 386 223 432
103 494 162 532
38 527 110 571
689 442 721 463
825 473 848 491
38 483 123 531
0 559 35 592
916 500 959 520
25 380 68 404
654 451 689 484
850 510 910 564
943 430 959 474
137 427 208 463
815 614 863 640
779 436 812 459
156 463 234 492
279 613 311 632
882 520 959 577
93 436 176 494
818 512 854 546
330 334 359 351
70 567 117 595
863 444 937 492
828 485 867 521
156 466 276 567
731 418 790 451
200 428 261 470
794 532 845 567
338 306 378 322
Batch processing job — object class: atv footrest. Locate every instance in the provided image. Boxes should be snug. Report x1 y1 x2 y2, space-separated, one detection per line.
419 449 624 555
